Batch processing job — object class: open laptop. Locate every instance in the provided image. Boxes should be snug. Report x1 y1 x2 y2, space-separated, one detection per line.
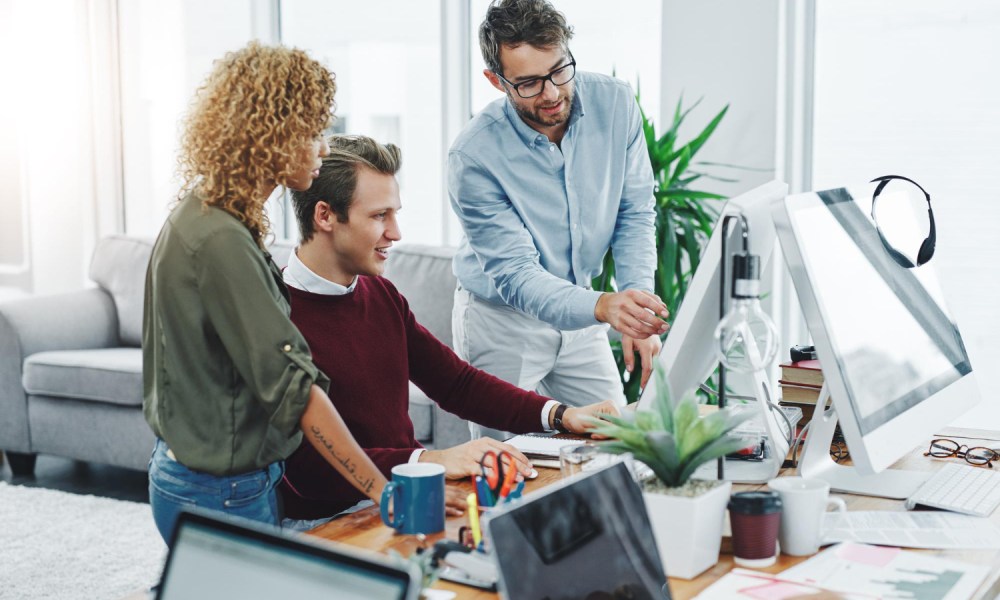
156 511 419 600
485 462 671 600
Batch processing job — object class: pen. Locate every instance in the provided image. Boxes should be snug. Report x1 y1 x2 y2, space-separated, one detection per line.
506 480 525 502
476 475 493 507
497 459 518 501
466 493 482 547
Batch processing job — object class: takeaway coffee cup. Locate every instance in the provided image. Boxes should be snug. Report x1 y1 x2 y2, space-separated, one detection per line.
380 463 446 535
728 491 783 567
768 476 847 556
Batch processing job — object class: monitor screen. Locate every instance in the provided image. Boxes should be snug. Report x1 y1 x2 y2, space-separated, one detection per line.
780 186 970 436
486 462 669 600
158 513 414 600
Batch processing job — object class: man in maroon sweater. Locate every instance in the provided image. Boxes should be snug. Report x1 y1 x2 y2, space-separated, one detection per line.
279 135 620 521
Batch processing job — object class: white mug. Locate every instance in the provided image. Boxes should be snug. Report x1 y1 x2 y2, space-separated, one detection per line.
767 477 846 556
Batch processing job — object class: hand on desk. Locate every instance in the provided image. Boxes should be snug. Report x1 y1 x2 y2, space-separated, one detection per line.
561 400 622 439
420 437 532 481
445 486 467 517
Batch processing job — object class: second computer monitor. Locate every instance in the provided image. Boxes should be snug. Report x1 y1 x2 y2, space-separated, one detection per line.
773 182 978 479
638 179 789 409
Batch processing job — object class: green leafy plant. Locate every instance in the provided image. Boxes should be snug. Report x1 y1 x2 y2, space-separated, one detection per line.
593 95 729 403
589 365 754 488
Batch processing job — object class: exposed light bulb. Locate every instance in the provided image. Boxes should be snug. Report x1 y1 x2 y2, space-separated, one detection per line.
714 252 779 373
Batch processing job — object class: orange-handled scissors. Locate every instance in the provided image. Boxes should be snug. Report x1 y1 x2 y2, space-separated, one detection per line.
479 450 513 496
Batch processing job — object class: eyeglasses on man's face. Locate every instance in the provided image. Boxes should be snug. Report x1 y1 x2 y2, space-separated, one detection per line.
924 438 999 468
496 57 576 99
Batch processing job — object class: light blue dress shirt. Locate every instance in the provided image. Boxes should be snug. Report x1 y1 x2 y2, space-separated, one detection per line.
449 71 656 331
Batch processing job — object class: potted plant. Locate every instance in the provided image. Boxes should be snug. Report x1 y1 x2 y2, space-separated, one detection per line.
593 95 730 404
589 364 755 579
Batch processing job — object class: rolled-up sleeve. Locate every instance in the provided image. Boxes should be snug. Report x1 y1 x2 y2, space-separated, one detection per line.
449 151 602 330
195 230 324 439
610 92 657 294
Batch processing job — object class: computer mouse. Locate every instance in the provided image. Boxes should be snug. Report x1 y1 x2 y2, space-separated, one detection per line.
527 468 538 480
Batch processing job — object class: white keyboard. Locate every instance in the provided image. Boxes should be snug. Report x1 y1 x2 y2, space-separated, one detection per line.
905 462 1000 517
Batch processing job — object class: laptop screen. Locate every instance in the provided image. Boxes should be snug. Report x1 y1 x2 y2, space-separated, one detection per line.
157 512 416 600
486 462 670 600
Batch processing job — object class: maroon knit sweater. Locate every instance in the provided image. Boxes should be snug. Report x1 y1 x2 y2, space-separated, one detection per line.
280 276 549 520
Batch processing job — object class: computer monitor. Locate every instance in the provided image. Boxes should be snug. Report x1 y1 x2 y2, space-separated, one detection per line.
773 182 979 499
636 179 790 482
157 511 419 600
649 179 788 404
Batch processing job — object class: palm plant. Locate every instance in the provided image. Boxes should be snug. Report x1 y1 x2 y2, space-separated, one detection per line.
588 365 753 488
593 95 729 403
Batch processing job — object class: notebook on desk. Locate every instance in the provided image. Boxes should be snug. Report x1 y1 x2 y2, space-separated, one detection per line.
504 433 583 459
156 511 419 600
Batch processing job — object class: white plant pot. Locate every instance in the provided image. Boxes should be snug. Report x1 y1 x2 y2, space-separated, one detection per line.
642 480 732 580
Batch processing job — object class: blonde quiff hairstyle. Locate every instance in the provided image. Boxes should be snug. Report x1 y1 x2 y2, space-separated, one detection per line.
177 41 336 245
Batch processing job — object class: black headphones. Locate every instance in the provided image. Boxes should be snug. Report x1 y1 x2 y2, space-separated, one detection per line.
870 174 936 269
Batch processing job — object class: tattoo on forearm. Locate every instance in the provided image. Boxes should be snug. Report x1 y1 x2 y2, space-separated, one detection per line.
310 425 375 494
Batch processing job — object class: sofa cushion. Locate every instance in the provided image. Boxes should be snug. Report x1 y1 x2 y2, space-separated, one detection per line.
89 236 154 347
22 348 143 407
383 244 458 348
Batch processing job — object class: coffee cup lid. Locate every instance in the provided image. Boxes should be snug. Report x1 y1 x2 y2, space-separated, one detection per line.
728 491 782 514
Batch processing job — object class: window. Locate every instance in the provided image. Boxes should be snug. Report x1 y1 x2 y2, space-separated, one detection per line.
118 1 261 238
281 0 444 245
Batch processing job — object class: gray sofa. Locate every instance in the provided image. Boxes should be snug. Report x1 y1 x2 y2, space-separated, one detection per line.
0 236 470 475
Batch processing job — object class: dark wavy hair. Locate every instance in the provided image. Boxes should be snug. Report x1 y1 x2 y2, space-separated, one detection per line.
479 0 574 75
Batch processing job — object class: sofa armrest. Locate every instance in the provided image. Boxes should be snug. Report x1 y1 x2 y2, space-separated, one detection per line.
0 288 118 452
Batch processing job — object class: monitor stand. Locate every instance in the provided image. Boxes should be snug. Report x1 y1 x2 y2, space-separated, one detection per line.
797 385 930 499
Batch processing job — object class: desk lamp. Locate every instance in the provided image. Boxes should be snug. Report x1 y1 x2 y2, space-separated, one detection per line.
711 214 781 479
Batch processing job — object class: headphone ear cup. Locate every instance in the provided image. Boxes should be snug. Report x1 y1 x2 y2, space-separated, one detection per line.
916 236 935 266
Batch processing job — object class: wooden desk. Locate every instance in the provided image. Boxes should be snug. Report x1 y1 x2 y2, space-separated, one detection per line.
307 427 1000 599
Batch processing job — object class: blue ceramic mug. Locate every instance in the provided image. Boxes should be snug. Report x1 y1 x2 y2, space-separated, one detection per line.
380 463 446 534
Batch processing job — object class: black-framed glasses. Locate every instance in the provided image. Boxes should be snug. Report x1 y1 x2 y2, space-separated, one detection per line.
496 56 576 99
924 438 999 468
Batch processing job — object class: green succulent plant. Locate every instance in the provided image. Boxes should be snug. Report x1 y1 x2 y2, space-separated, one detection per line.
588 365 755 488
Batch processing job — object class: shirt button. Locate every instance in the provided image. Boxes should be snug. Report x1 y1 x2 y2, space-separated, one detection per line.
549 145 555 152
283 344 292 352
573 223 578 230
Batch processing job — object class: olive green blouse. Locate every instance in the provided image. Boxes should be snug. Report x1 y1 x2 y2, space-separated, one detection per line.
143 192 329 476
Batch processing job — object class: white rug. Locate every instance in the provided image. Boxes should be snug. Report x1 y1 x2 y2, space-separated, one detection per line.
0 482 166 599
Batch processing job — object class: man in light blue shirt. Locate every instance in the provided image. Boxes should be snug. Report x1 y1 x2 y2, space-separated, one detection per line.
450 0 668 421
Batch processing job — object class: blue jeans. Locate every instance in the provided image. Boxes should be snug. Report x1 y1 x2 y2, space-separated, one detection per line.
148 439 284 544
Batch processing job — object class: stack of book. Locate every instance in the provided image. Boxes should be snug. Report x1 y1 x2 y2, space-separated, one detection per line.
778 359 825 427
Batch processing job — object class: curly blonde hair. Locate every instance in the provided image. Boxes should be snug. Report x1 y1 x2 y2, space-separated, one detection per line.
177 41 336 245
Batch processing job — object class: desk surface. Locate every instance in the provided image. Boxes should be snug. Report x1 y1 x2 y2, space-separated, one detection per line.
307 426 1000 599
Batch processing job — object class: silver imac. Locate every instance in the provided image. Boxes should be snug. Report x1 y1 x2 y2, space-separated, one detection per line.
773 182 979 499
637 179 790 482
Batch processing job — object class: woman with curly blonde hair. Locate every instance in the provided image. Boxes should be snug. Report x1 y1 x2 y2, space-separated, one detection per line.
143 41 387 543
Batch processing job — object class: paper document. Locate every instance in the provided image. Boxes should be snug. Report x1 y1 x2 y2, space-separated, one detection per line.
823 511 1000 549
504 434 582 459
781 542 989 600
693 568 828 599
